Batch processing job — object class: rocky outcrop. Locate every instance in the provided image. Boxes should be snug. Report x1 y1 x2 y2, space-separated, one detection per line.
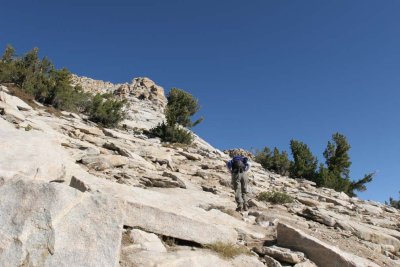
70 74 116 94
277 223 380 267
71 74 166 130
114 77 166 106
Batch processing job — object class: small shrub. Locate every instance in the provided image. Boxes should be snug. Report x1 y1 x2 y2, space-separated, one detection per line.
148 122 193 144
25 124 32 131
257 191 293 204
205 242 250 259
89 94 127 127
290 139 318 181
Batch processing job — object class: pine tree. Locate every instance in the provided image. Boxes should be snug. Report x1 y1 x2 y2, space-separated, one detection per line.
290 139 318 181
149 88 202 144
320 133 373 196
0 45 17 83
388 192 400 209
323 133 351 179
254 147 292 176
165 88 203 128
1 45 16 63
254 147 273 170
273 148 292 176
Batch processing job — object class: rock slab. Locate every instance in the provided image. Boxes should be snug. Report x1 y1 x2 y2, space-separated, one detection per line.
0 178 123 267
277 223 380 267
0 118 68 181
70 174 239 245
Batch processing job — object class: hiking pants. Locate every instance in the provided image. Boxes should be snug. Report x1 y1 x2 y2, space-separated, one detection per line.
231 171 248 207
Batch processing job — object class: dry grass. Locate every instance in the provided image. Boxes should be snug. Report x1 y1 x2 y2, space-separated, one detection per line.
205 242 251 259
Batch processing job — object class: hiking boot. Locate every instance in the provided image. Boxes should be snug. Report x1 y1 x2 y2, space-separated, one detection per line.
243 204 249 211
236 205 243 212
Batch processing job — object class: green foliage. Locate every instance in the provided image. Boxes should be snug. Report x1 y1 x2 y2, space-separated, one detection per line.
165 88 203 128
317 163 337 187
290 139 318 182
0 45 126 127
319 133 373 196
387 192 400 209
149 88 202 144
89 94 127 127
204 242 250 259
1 45 16 63
323 133 351 179
148 122 193 144
255 147 292 176
347 173 374 197
257 191 293 204
0 45 17 83
24 124 32 131
257 132 373 197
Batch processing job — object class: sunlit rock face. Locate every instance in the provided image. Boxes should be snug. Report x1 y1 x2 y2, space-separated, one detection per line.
0 80 399 267
71 74 167 130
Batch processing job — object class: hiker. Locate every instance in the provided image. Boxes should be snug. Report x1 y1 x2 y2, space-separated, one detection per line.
227 155 250 212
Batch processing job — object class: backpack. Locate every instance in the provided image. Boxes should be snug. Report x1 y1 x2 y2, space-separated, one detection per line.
232 156 245 172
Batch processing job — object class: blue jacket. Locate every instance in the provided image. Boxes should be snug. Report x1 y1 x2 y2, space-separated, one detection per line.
227 156 250 172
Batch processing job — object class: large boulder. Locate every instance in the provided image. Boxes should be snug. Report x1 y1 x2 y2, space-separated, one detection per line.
114 77 166 105
80 155 130 170
256 246 304 264
277 223 380 267
72 124 104 136
102 141 157 170
127 229 167 253
297 208 336 227
0 178 123 267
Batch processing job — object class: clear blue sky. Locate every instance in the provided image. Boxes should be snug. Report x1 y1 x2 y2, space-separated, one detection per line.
1 0 399 203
